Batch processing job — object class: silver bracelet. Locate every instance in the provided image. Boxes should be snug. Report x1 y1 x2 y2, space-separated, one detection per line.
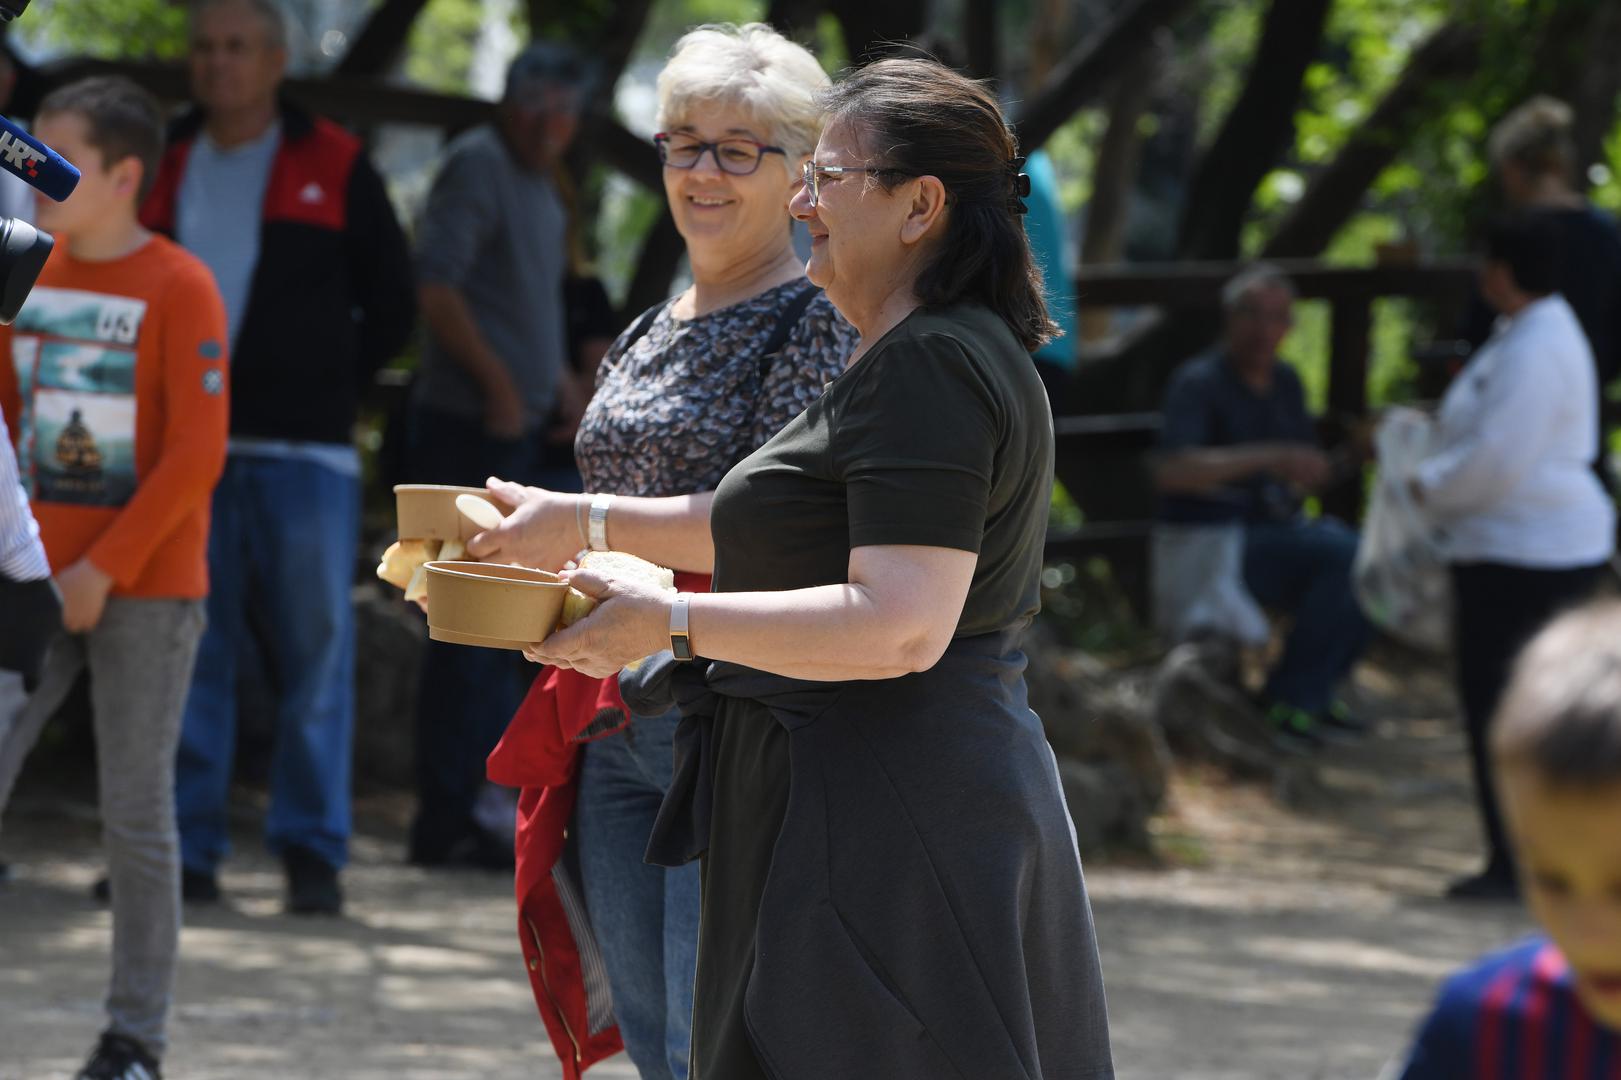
588 492 615 551
575 496 589 549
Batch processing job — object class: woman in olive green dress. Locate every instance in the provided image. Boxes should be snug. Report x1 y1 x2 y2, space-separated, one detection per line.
507 58 1114 1080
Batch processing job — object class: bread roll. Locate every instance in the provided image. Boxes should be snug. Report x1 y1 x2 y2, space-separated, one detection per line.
376 539 438 591
560 550 677 627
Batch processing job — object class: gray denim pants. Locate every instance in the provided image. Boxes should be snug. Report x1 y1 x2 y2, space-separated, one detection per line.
0 597 205 1060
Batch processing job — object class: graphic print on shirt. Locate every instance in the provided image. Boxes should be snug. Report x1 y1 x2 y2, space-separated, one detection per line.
10 287 146 508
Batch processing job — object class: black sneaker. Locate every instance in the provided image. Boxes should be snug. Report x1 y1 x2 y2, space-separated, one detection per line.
284 846 343 916
409 825 514 871
76 1031 162 1080
92 868 220 904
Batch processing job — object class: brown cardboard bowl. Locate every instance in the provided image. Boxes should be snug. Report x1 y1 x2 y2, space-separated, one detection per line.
394 484 494 541
424 561 568 651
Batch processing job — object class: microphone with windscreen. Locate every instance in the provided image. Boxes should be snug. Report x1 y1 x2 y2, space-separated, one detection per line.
0 114 80 202
0 115 76 323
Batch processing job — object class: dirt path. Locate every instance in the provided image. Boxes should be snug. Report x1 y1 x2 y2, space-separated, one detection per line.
1 655 1531 1079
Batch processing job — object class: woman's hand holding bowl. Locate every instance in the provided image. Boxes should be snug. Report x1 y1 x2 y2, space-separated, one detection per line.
524 568 674 678
466 477 585 571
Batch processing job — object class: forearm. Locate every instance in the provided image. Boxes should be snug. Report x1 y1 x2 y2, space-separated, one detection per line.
1154 445 1280 494
686 585 942 681
419 284 513 399
593 491 717 573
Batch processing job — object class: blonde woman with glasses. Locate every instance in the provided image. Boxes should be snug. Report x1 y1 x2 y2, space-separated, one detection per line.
465 24 855 1080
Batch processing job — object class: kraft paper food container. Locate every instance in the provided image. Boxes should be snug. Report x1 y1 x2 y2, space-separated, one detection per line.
394 485 492 541
424 561 568 651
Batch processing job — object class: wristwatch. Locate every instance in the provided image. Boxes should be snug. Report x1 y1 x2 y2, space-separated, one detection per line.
670 593 693 661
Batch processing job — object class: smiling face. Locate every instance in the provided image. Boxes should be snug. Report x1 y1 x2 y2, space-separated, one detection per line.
661 100 801 273
1500 766 1621 1028
789 117 945 320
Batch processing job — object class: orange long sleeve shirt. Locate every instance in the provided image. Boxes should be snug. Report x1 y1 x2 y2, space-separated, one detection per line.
0 236 229 599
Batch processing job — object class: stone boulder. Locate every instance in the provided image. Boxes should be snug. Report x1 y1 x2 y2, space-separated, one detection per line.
352 583 426 788
1023 620 1172 855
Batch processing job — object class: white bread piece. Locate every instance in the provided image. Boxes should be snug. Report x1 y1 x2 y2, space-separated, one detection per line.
377 539 440 591
404 562 430 604
560 550 676 627
439 538 467 562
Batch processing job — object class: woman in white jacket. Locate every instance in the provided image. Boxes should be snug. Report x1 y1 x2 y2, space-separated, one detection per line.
1415 212 1616 901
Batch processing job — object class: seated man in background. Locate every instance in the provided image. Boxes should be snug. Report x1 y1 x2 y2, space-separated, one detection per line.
1152 264 1369 749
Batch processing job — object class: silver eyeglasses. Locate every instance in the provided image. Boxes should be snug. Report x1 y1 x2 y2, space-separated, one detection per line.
654 133 787 176
799 161 910 208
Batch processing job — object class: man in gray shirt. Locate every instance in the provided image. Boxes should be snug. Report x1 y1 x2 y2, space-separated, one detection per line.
407 43 590 867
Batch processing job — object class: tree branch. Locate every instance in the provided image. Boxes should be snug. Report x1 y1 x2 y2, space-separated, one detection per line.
1174 0 1332 259
1263 23 1480 259
335 0 430 78
1011 0 1200 154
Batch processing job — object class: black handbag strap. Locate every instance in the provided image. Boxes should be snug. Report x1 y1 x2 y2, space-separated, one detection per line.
754 283 820 382
618 300 667 353
617 284 821 385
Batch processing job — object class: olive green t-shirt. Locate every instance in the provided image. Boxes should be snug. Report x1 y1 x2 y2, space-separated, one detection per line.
710 300 1054 631
692 301 1057 1078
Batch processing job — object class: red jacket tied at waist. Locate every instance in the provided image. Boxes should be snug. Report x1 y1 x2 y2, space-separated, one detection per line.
486 571 710 1078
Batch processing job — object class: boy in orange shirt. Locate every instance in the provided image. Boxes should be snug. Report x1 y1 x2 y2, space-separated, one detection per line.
0 77 228 1080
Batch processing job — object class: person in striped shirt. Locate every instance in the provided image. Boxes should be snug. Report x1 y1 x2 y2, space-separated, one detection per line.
1399 600 1621 1078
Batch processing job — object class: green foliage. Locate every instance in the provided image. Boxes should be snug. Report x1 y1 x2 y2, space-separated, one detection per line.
23 0 188 59
405 0 487 95
633 0 764 65
1043 108 1106 217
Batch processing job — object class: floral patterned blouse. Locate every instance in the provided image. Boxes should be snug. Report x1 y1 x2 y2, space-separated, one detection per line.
575 280 857 498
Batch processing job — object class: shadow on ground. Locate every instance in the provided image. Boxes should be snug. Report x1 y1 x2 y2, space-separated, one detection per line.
1 652 1528 1079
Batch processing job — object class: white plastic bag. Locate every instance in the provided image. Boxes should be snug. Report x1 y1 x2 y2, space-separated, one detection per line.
1354 407 1451 652
1152 523 1271 647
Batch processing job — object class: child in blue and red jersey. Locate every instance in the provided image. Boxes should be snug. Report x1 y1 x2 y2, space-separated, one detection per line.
1399 599 1621 1079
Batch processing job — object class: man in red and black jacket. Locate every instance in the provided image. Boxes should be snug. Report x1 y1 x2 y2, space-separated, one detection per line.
140 0 415 916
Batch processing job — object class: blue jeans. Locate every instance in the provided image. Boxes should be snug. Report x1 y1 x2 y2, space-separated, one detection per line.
176 455 359 873
1242 518 1370 714
574 708 700 1080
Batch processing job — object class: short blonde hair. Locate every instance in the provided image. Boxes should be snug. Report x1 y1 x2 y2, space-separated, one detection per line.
655 23 829 172
1489 95 1576 179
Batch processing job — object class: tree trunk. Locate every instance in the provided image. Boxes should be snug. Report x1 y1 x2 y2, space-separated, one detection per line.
1024 0 1075 90
622 207 685 319
1174 0 1333 260
1079 45 1161 341
335 0 431 78
1263 23 1480 259
1534 0 1621 189
1082 47 1161 266
964 0 998 81
828 0 929 65
765 0 830 42
1012 0 1201 154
